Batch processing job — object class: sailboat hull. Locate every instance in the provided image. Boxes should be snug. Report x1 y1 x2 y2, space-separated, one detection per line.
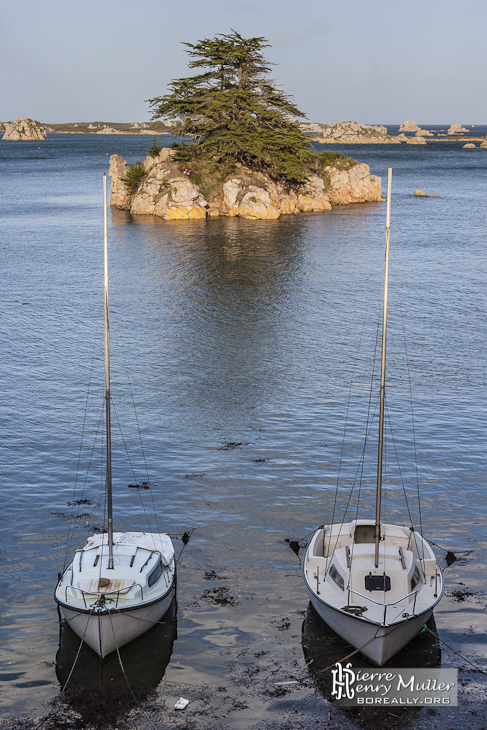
302 173 443 668
55 532 176 659
58 583 175 659
56 180 178 662
307 590 433 666
303 520 443 665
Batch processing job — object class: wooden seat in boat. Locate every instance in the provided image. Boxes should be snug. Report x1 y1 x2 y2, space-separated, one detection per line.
78 577 135 594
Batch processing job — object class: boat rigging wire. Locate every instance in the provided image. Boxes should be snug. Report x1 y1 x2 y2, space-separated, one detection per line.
390 235 425 543
63 292 105 569
328 232 383 543
326 223 428 570
63 403 106 568
110 290 163 537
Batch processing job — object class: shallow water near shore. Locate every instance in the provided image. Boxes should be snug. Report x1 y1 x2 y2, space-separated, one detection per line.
0 133 486 728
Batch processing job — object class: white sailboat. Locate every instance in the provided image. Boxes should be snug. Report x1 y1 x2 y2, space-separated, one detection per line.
303 168 443 666
55 174 176 659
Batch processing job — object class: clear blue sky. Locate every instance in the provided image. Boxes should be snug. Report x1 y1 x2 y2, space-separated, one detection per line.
2 0 486 125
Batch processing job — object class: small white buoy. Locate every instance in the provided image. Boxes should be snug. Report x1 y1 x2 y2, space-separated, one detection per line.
174 697 189 710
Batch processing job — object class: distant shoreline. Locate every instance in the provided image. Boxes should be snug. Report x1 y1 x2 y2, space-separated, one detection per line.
2 120 485 143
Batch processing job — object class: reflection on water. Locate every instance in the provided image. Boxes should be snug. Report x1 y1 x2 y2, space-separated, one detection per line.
302 603 441 726
55 600 176 724
56 599 177 689
0 135 486 723
302 602 441 677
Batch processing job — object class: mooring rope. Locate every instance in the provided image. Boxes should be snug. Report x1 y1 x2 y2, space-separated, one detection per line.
280 620 487 692
31 611 94 730
108 609 164 730
422 624 487 675
277 627 383 687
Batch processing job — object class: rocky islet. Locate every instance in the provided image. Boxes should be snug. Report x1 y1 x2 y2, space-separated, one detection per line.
2 117 47 140
108 149 383 221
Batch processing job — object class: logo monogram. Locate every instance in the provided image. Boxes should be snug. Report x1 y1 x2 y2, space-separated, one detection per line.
331 662 356 700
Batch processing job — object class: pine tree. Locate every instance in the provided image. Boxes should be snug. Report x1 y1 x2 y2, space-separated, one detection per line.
147 31 314 183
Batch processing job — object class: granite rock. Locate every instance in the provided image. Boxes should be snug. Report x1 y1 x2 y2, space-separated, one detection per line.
414 189 438 197
2 118 47 141
407 136 427 145
108 155 132 210
109 151 382 220
326 164 383 204
447 124 470 135
399 120 421 133
310 120 401 144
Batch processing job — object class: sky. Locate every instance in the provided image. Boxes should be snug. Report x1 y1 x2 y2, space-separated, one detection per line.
2 0 487 125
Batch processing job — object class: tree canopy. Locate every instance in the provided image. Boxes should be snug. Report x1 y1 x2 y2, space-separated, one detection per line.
147 31 314 183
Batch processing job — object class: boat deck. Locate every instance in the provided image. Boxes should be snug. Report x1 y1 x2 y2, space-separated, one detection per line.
56 533 175 612
304 519 443 626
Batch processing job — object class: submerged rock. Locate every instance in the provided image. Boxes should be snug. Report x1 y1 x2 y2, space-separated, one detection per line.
2 117 47 140
414 189 438 197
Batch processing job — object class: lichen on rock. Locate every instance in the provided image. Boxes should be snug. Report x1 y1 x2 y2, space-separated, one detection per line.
108 149 382 221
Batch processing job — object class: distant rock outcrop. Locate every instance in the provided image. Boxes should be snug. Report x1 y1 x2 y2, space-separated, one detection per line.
463 143 476 149
96 126 121 135
480 140 487 149
108 150 383 221
399 120 421 133
447 124 469 135
309 121 401 144
407 136 427 145
414 190 438 197
2 118 47 141
299 122 327 135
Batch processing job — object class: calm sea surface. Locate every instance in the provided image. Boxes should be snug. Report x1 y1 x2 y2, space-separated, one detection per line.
0 132 486 725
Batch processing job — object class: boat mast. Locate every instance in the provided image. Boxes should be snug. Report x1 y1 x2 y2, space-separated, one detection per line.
375 166 392 568
103 174 114 569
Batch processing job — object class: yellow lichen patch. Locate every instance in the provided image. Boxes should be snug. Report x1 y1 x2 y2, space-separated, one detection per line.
297 195 332 213
163 206 207 220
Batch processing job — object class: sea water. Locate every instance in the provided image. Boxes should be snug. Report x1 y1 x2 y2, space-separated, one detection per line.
0 131 485 722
